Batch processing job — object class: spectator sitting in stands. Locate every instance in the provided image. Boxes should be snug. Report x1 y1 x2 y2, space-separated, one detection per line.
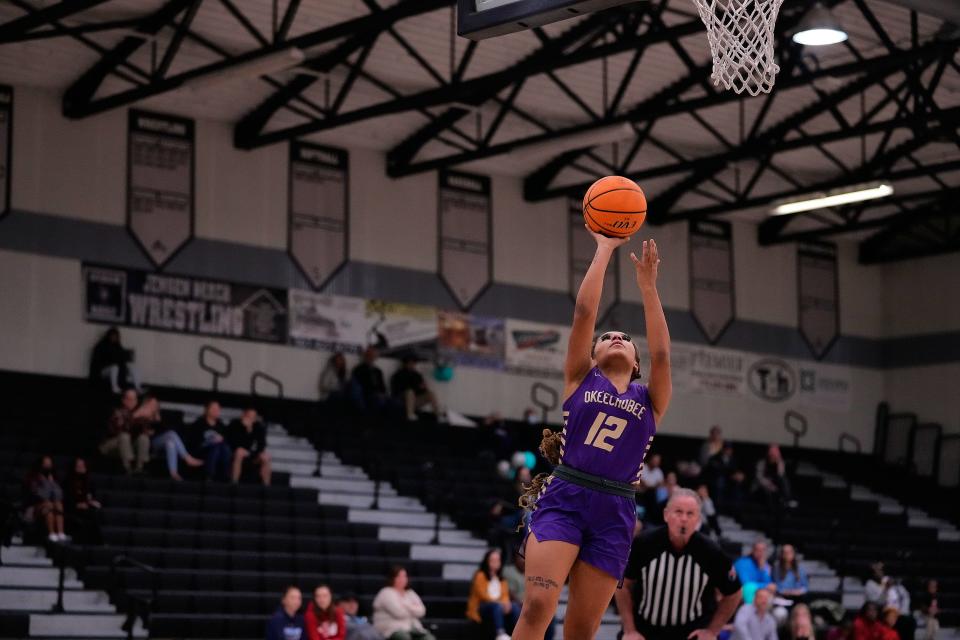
466 549 519 640
305 584 346 640
188 401 232 481
89 327 142 394
656 471 678 507
700 425 724 466
142 395 202 481
99 389 150 474
372 566 434 640
914 579 939 640
390 355 444 423
853 602 884 640
789 603 814 640
697 484 722 538
639 453 665 489
227 408 271 485
879 606 901 640
351 347 388 414
734 540 777 602
267 585 306 640
865 563 888 605
753 444 795 509
706 443 746 510
65 457 102 544
732 586 778 640
24 455 66 543
864 561 911 633
336 593 383 640
774 544 809 597
320 352 349 400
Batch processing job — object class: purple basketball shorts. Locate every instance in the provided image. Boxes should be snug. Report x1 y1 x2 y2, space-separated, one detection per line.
527 477 635 579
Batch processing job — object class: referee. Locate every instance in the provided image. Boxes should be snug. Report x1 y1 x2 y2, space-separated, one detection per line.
615 488 742 640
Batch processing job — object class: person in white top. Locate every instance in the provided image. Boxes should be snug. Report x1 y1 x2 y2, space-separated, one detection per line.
372 566 435 640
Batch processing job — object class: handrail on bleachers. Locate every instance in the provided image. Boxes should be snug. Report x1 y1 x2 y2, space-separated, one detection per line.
250 371 283 398
530 382 558 424
198 345 232 392
110 554 158 640
783 410 808 447
838 432 862 454
910 422 943 479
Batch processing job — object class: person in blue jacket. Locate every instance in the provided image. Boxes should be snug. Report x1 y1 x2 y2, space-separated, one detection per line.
267 586 306 640
734 540 776 603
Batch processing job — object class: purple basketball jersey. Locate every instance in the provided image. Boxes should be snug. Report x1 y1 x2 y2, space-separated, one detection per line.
560 367 657 484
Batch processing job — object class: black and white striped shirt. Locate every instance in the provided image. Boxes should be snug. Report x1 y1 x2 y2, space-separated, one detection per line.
624 527 741 631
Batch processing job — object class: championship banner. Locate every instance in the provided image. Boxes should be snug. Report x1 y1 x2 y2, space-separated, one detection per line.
438 310 505 369
641 341 851 410
288 290 367 353
689 219 734 344
438 170 492 309
569 197 618 321
127 109 195 268
289 142 349 289
83 264 287 343
366 300 439 356
0 85 11 219
798 241 839 359
505 318 570 376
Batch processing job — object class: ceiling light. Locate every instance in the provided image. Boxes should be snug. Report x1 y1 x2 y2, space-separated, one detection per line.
184 47 306 91
771 183 894 215
792 3 848 46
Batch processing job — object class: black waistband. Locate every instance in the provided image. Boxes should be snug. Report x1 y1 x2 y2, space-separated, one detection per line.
553 465 637 498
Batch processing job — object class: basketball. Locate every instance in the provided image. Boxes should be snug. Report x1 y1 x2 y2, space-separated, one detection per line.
582 176 647 238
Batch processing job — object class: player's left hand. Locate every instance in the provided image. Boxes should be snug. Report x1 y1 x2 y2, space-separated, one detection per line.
630 239 660 292
687 629 718 640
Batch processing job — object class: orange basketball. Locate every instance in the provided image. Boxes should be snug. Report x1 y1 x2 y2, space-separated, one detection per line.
582 176 647 238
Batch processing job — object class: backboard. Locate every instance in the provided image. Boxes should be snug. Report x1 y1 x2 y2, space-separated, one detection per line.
457 0 637 40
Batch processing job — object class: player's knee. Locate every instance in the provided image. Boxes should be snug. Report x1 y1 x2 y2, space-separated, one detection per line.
519 591 555 625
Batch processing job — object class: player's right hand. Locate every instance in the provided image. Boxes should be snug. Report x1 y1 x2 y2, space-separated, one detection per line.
585 224 631 250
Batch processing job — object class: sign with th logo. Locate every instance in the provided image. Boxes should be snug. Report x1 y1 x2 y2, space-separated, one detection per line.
438 170 492 309
748 358 796 402
689 219 734 344
127 110 195 268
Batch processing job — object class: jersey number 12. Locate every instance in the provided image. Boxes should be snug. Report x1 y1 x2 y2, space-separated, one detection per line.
584 412 628 452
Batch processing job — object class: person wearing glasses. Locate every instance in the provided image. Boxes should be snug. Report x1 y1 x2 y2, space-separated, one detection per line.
512 228 672 640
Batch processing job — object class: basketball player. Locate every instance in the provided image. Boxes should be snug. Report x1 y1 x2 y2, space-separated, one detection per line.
513 229 671 640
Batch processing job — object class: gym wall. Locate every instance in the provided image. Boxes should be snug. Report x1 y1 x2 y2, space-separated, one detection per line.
0 85 955 446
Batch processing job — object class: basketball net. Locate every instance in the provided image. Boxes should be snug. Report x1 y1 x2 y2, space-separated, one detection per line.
690 0 785 96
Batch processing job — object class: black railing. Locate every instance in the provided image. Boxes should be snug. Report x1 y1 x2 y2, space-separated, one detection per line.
838 432 862 454
110 555 158 640
198 345 232 391
909 422 942 479
530 382 559 425
783 410 808 448
251 371 284 398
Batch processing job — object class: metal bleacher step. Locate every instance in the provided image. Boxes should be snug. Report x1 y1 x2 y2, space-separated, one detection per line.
379 527 485 546
0 565 83 589
287 473 397 495
411 543 488 563
28 612 146 638
316 492 426 511
0 588 115 613
348 508 454 529
1 544 53 566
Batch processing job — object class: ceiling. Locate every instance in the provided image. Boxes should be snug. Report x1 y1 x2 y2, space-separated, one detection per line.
1 0 959 262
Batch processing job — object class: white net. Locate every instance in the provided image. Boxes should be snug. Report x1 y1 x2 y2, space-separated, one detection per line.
690 0 785 96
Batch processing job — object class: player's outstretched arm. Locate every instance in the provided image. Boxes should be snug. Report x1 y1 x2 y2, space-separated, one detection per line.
564 226 629 396
630 239 672 422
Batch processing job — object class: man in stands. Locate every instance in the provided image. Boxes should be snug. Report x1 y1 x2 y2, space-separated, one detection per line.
350 347 388 413
99 389 150 474
753 444 794 509
705 443 746 511
227 407 271 485
734 540 777 602
267 586 305 640
390 355 444 422
732 586 778 640
187 401 232 481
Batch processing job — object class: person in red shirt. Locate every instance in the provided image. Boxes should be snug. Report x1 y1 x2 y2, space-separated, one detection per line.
853 602 900 640
305 585 346 640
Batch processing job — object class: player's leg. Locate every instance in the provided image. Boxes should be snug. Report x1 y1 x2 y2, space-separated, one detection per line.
511 532 579 640
563 559 619 639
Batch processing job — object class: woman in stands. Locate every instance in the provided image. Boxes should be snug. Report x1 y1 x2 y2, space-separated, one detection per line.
25 455 67 542
372 566 435 640
466 549 520 640
513 230 671 640
305 584 346 640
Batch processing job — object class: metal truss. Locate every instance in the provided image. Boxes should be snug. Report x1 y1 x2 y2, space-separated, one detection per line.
2 0 959 262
